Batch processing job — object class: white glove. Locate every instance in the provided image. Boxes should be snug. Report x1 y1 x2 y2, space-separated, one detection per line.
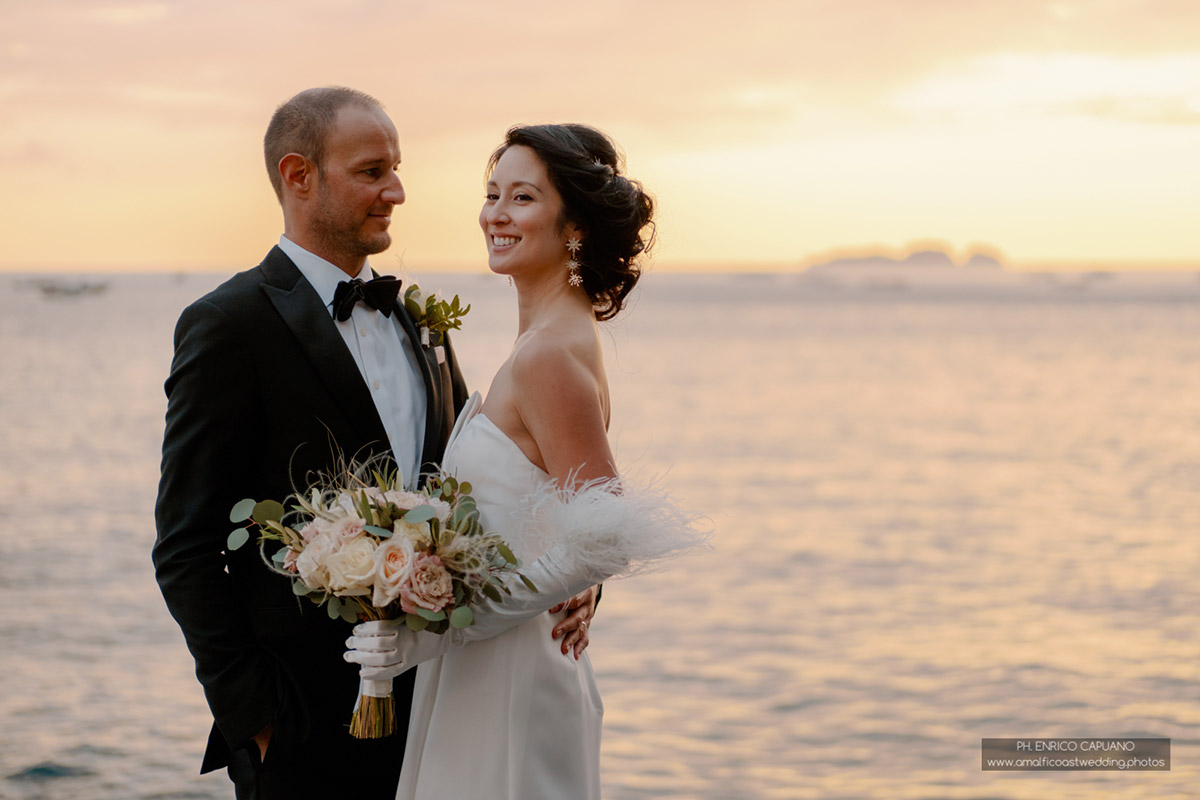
344 542 607 681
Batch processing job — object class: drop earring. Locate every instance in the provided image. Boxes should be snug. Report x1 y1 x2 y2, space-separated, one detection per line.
566 236 583 287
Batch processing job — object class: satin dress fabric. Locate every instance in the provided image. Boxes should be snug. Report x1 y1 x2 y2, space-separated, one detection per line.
396 393 603 800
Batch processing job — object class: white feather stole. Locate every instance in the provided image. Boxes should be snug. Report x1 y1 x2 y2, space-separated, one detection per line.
513 474 710 588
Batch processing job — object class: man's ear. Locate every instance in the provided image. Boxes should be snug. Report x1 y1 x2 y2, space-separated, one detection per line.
279 153 315 198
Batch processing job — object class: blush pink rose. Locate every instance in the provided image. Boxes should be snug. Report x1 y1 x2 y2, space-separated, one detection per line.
399 553 454 614
330 516 366 544
298 521 321 544
372 534 416 608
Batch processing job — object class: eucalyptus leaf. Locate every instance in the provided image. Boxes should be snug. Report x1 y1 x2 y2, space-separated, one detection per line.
364 525 394 539
520 574 539 593
459 481 472 495
404 505 436 524
340 603 360 623
292 579 311 596
481 583 502 602
271 547 288 564
449 606 474 629
229 498 257 523
226 527 250 550
496 542 517 565
414 607 446 622
251 499 286 525
327 597 342 620
406 613 429 632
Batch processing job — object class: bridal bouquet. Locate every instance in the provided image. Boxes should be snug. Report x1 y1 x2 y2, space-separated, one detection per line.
227 466 533 738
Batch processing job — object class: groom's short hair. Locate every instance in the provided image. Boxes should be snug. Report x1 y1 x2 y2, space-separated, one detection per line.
264 86 382 202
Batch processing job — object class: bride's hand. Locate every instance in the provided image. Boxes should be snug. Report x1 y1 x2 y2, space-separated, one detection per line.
550 585 598 660
344 619 410 681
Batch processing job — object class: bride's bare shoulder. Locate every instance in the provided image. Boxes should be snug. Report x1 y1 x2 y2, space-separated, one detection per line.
512 320 608 421
512 320 602 383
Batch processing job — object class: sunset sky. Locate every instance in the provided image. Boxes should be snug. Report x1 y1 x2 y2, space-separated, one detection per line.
2 0 1198 272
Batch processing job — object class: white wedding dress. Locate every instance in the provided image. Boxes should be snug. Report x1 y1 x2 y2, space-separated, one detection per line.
396 393 604 799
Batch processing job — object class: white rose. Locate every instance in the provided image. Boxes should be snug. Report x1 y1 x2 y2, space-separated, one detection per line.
372 534 416 608
295 532 336 592
325 536 377 596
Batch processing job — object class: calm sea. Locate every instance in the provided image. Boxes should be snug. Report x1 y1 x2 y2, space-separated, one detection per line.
1 270 1197 799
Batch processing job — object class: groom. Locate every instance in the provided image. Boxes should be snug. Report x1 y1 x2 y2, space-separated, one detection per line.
152 87 466 798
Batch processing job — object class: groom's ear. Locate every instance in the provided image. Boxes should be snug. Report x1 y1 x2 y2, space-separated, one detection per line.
279 153 315 199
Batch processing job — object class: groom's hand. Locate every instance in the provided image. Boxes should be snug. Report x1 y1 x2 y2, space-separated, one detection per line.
550 585 598 660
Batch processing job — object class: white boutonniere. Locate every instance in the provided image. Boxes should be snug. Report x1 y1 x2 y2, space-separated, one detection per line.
403 285 470 351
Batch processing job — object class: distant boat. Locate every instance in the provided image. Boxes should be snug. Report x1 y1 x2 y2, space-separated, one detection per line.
29 279 109 298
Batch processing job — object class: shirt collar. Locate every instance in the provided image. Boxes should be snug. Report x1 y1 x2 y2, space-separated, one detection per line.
278 235 370 310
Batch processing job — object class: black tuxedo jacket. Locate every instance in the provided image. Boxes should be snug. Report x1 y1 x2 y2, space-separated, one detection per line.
153 247 469 774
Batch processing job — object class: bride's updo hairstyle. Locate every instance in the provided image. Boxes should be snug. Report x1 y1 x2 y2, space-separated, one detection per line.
488 124 655 321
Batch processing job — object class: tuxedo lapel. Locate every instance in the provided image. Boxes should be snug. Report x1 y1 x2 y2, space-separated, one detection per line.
258 247 391 452
390 298 444 468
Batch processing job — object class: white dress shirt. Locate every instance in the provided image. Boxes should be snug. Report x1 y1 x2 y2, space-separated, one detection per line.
279 236 428 488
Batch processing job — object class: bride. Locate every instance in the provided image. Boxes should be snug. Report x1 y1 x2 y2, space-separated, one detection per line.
345 124 698 799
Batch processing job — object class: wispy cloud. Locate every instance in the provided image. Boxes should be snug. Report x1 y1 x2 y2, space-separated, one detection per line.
891 52 1200 123
79 3 172 25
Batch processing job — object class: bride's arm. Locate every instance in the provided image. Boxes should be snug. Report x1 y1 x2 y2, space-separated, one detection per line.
515 337 610 657
511 333 617 487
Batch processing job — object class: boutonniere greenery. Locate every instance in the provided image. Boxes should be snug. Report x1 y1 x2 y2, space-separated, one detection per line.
404 284 470 346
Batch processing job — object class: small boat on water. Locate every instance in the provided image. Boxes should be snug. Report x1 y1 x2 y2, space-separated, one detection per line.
27 278 110 298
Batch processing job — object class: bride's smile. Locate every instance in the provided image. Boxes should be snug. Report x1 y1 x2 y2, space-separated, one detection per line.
479 144 582 282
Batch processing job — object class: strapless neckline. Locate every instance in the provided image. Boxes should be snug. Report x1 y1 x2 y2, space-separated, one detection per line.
473 413 550 480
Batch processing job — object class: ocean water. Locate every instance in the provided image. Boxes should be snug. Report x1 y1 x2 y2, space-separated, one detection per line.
0 270 1197 799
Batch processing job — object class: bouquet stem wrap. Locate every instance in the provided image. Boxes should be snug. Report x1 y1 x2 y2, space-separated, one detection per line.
349 607 397 739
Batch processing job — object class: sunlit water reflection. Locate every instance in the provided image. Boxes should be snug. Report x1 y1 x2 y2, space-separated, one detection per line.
1 271 1196 799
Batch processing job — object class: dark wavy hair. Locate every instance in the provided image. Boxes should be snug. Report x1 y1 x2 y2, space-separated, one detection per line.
487 124 655 321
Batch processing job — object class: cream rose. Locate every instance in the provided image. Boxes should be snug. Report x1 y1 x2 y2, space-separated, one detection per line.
372 534 416 607
400 553 454 613
395 519 433 550
295 532 336 592
325 536 377 596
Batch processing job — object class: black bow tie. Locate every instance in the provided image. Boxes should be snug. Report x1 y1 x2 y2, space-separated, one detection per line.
331 276 403 322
